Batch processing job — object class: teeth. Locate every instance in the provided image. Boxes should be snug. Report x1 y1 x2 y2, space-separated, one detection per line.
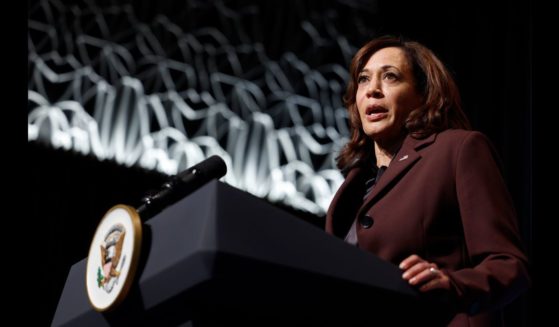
367 107 386 115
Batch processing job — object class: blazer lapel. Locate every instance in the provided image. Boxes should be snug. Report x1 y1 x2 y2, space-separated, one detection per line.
328 166 366 236
356 133 436 218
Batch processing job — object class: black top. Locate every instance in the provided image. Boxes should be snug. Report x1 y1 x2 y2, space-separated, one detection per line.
344 165 387 246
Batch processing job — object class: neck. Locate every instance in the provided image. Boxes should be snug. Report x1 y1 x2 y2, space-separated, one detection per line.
374 135 406 167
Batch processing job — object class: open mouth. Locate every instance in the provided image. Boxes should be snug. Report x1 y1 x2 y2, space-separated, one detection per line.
365 105 388 121
366 105 387 115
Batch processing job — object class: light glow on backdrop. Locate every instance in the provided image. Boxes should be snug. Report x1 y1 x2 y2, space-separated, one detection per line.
28 0 379 214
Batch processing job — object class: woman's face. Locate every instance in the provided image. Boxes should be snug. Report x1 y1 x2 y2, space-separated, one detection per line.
356 47 423 143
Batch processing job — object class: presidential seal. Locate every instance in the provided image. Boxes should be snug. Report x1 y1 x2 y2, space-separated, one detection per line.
86 204 142 312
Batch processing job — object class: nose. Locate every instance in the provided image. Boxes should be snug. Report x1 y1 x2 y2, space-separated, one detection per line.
366 78 383 98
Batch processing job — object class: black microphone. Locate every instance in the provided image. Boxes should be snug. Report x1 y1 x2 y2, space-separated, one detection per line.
137 155 227 219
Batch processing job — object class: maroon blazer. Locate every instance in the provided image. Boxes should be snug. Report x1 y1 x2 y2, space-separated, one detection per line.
326 129 530 326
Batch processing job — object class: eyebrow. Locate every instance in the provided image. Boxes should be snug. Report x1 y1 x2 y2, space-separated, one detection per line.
359 65 400 73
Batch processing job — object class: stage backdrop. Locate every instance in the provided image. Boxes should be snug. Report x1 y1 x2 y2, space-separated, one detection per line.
29 0 532 325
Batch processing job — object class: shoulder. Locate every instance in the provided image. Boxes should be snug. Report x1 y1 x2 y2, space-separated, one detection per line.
432 129 494 153
415 129 497 164
434 129 502 171
435 129 488 144
410 129 487 150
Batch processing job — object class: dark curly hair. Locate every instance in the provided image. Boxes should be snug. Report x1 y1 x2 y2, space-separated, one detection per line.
337 35 471 171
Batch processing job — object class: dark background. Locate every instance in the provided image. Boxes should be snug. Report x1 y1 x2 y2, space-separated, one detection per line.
32 0 533 325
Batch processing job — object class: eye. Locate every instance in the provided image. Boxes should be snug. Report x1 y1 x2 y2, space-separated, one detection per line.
357 74 369 84
383 72 398 81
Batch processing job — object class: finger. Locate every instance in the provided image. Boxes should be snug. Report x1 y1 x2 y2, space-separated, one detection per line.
419 270 451 291
418 276 440 292
399 254 423 270
408 266 438 286
402 261 434 281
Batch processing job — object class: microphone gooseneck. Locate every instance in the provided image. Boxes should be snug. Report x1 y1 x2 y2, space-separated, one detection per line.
136 155 227 220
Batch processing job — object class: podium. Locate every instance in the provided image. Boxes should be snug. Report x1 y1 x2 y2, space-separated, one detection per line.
52 180 451 326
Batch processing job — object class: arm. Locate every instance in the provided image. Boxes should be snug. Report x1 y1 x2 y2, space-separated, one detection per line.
400 132 530 314
445 131 530 313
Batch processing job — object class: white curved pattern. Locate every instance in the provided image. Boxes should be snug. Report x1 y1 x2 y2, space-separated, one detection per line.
28 0 379 214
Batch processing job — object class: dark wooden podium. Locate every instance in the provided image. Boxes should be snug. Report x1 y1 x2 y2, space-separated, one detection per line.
52 180 451 326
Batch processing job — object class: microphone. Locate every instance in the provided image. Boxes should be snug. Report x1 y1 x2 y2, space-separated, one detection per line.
137 155 227 219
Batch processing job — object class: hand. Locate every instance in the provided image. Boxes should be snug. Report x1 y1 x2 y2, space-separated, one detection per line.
399 254 451 292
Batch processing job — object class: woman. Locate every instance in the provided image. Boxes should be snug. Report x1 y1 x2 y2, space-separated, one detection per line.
325 36 530 326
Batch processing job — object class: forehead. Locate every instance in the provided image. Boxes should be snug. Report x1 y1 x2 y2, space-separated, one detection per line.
363 47 411 71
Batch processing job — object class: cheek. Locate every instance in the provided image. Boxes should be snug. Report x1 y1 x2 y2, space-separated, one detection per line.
355 95 364 113
355 91 362 103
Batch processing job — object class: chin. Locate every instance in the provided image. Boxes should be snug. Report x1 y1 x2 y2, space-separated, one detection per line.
365 128 394 141
364 126 386 138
